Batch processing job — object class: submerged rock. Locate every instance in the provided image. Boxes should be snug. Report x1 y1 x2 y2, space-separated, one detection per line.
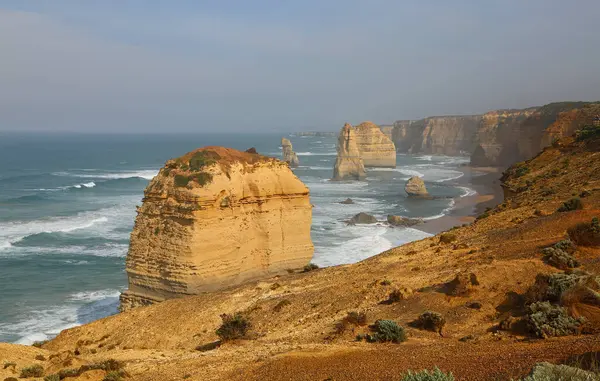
405 176 428 197
332 123 367 181
120 147 314 311
348 212 378 225
387 215 424 227
339 198 354 204
281 138 300 167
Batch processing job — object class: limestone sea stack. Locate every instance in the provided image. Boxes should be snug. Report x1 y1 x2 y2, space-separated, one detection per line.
405 176 428 197
332 123 367 181
281 137 300 167
353 121 397 167
120 147 314 310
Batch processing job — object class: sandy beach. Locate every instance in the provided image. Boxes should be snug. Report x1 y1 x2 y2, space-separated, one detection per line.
418 166 505 234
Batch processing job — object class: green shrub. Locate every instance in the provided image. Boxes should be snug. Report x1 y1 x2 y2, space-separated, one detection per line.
526 271 593 303
216 313 251 341
44 375 60 381
380 279 392 286
57 368 81 378
367 320 407 343
439 233 457 244
401 367 455 381
576 124 600 141
20 364 44 378
558 197 584 212
3 362 16 370
568 217 600 246
103 370 125 381
515 166 530 178
302 263 319 272
32 340 48 348
518 362 600 381
553 240 576 254
526 301 585 338
174 174 190 187
4 378 18 381
335 311 368 334
190 172 213 187
542 247 579 270
189 151 217 171
415 311 446 333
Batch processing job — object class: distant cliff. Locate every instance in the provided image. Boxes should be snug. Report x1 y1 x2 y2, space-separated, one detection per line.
389 102 600 166
353 121 396 167
292 131 337 137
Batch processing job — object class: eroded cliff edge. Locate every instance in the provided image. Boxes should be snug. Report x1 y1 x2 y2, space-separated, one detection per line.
389 102 600 167
120 147 314 310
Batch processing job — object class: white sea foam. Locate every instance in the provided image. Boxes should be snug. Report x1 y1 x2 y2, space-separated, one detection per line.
458 186 477 197
0 200 137 251
4 289 121 345
53 169 158 180
435 171 464 182
368 167 425 178
295 152 336 156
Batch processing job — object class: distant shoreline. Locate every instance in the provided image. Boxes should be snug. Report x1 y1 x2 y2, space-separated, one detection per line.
418 166 504 234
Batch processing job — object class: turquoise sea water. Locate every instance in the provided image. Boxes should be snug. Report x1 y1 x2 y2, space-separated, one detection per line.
0 132 472 343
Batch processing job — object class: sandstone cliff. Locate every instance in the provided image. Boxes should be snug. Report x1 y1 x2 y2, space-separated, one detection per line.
353 121 396 167
389 102 599 167
393 116 480 156
281 137 300 167
120 147 314 310
332 123 366 181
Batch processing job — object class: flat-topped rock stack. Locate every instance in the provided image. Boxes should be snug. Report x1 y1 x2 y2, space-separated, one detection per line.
120 146 314 310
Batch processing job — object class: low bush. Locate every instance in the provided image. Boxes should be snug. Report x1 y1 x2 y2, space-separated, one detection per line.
103 370 125 381
32 340 48 348
302 263 319 272
576 124 600 141
57 368 81 378
415 311 446 334
518 362 600 381
515 166 530 178
542 247 579 270
526 271 592 304
43 375 60 381
568 217 600 246
439 233 457 244
3 362 16 370
526 301 585 338
216 313 251 341
20 364 44 378
558 197 584 212
366 320 407 343
174 174 190 187
554 240 576 254
188 151 218 171
400 367 455 381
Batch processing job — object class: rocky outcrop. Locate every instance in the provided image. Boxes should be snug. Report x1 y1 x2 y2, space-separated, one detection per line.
348 212 378 225
281 138 300 167
120 147 314 310
405 176 428 197
353 121 397 167
332 123 367 181
392 116 480 155
387 215 423 227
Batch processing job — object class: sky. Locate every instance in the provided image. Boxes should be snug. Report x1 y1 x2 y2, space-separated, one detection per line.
1 1 599 133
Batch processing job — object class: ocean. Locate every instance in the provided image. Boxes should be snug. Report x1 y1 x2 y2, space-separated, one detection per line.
0 132 473 344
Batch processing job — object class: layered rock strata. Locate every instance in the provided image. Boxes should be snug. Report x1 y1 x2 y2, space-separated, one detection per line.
353 121 396 167
281 137 300 167
332 123 367 181
120 147 314 310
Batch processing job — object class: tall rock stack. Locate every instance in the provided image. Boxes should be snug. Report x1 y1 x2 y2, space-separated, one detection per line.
332 123 367 181
281 137 300 167
120 147 314 310
353 121 397 167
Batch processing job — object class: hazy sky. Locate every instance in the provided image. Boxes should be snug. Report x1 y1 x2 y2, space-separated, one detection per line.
1 1 600 132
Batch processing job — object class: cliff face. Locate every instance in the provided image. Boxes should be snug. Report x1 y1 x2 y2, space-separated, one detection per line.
392 116 480 155
281 137 300 167
390 102 599 167
120 147 314 310
353 121 396 167
470 108 537 167
332 123 366 180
